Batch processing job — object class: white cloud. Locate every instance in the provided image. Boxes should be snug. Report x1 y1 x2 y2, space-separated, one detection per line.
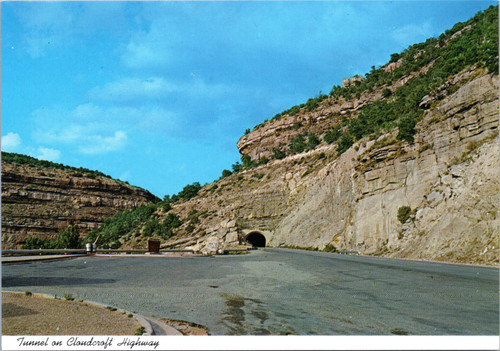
121 20 173 70
88 77 177 103
32 103 182 151
89 75 236 108
2 132 22 151
35 147 61 161
71 103 102 122
391 21 435 46
78 131 128 155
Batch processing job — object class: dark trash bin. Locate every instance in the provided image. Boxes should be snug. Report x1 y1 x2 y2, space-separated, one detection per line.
148 239 160 254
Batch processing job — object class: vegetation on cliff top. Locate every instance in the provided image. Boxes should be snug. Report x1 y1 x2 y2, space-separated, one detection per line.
1 151 157 196
244 5 498 158
2 152 114 179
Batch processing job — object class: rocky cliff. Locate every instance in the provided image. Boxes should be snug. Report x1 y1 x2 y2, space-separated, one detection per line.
1 161 159 248
158 8 499 264
10 7 497 266
157 65 498 265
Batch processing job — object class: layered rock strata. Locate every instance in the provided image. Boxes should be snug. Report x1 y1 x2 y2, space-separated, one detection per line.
1 162 159 248
167 68 498 265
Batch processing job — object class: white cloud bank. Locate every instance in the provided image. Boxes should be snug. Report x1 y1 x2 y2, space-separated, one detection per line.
35 147 61 161
78 130 128 155
2 132 22 151
88 77 177 103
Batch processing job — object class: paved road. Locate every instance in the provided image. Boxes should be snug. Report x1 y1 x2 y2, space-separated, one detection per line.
2 249 498 335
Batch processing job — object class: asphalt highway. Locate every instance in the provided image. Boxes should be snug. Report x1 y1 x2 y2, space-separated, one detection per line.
2 248 498 335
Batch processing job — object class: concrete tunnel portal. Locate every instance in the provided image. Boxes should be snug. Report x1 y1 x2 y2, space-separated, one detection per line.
245 231 266 247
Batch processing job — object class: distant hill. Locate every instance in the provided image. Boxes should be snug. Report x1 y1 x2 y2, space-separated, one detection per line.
1 153 160 249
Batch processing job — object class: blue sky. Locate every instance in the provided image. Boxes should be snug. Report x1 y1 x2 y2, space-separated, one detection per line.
1 1 495 198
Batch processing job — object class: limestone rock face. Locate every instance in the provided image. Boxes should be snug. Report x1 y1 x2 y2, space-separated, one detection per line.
342 75 365 87
236 57 438 162
168 68 498 265
269 71 499 264
200 236 224 255
1 163 159 248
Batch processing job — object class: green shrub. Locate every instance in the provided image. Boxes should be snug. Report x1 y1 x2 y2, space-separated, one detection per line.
143 218 159 237
187 210 200 224
23 225 82 249
221 169 232 178
272 148 286 160
85 203 159 247
307 133 320 149
258 156 269 165
337 134 354 155
241 154 257 169
397 115 417 142
323 244 338 253
161 201 172 212
135 327 146 335
397 206 412 223
177 182 202 201
57 225 81 249
158 213 182 239
324 128 342 144
231 162 242 173
23 236 47 249
304 98 319 112
285 105 301 116
289 134 307 154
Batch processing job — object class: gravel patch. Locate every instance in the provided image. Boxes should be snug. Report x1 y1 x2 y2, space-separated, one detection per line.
2 292 142 335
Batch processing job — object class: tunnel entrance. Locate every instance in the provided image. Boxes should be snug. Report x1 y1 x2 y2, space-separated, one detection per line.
245 232 266 247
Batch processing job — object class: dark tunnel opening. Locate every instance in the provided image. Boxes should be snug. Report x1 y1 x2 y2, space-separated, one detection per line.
245 232 266 247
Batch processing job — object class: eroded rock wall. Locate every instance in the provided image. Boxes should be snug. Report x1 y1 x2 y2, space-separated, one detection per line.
269 71 499 264
1 163 159 248
171 69 498 265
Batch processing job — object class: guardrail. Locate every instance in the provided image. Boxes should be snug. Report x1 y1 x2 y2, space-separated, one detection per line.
2 248 196 256
339 250 360 255
2 247 251 256
2 249 87 256
96 249 148 254
160 249 194 253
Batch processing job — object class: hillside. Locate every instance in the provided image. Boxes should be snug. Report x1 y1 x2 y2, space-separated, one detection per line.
6 6 498 264
1 154 159 249
157 66 498 264
98 5 498 264
237 6 498 161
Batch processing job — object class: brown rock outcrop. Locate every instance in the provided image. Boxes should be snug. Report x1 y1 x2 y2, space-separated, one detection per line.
237 57 439 162
342 75 365 88
1 163 159 248
167 68 498 265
